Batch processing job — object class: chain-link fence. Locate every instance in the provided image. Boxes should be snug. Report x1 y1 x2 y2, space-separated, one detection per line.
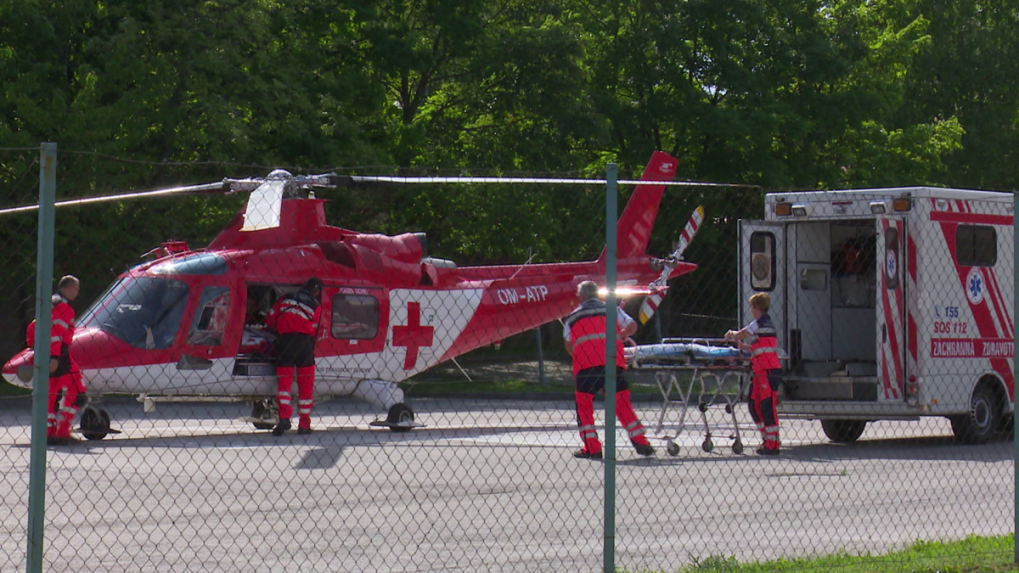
0 148 1014 572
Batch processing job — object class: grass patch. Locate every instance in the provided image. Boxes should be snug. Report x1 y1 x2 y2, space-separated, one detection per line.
655 534 1018 573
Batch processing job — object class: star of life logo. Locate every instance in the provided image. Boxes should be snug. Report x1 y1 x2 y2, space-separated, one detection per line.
885 251 897 280
965 267 984 305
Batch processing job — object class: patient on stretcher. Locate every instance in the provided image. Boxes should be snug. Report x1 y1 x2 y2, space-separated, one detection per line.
625 339 745 368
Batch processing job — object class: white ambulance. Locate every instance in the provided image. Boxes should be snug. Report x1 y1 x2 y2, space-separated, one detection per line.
739 187 1014 444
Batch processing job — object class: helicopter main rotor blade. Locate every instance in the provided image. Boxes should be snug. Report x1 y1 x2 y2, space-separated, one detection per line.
0 181 232 216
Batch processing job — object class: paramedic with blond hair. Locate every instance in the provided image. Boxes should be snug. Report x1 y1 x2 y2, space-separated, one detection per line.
726 292 782 455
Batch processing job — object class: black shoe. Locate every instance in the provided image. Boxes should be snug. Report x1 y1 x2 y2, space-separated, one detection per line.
573 448 603 460
272 419 291 437
297 427 311 435
756 447 780 456
633 442 656 457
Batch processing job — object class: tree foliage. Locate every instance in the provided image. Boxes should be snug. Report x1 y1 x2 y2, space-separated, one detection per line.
1 0 1015 310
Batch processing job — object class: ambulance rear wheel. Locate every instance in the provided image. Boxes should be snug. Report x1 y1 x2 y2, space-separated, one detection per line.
820 419 867 443
951 384 1001 444
387 403 414 433
80 407 111 441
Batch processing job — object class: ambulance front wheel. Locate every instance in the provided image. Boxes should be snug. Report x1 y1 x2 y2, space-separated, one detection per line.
951 383 1002 444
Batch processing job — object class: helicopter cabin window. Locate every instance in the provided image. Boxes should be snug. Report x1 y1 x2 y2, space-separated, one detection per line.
955 225 996 267
187 286 230 346
331 294 379 340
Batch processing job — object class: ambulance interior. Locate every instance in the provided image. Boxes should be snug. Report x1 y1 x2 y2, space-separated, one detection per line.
784 220 880 401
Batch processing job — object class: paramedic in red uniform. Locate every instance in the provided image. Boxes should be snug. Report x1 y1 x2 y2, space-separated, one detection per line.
564 281 655 460
266 277 323 436
28 275 85 445
726 292 783 455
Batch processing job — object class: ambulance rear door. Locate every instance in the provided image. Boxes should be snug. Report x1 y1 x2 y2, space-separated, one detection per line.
876 217 907 401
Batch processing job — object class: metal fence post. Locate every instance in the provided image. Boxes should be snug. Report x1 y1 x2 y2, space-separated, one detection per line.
1013 190 1018 564
26 142 57 573
603 163 617 573
536 327 546 386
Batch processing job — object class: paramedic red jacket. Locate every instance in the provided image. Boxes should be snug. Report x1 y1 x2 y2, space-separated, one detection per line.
266 290 322 336
748 313 781 375
565 298 627 377
27 293 76 376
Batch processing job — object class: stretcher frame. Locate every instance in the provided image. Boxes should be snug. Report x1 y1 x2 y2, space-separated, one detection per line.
628 337 751 456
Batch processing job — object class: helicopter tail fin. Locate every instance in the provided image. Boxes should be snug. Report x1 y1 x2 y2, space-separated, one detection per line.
614 151 678 261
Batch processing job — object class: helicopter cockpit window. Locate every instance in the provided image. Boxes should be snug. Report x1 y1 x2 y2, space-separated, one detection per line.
78 276 190 349
151 252 227 276
331 294 379 340
187 286 230 346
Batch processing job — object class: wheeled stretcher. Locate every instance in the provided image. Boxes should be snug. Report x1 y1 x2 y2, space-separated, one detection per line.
625 338 751 456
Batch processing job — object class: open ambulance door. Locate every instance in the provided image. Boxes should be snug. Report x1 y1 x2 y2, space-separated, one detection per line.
876 217 906 401
739 220 786 353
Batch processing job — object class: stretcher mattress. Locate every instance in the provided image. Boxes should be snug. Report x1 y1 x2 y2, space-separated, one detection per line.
625 342 744 367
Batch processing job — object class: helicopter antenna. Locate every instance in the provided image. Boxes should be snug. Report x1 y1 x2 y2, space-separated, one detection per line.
508 250 537 281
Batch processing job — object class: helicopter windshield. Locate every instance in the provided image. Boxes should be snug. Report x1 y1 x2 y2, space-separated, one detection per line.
79 276 191 349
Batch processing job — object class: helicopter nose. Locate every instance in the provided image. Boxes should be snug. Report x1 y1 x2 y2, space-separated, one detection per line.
2 350 35 389
72 327 132 369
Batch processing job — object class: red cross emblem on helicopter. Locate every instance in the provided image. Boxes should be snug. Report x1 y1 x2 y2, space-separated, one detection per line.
392 301 435 370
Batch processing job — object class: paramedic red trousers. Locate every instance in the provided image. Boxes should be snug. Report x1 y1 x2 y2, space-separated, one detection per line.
48 367 85 439
575 366 652 455
749 369 781 451
274 332 317 430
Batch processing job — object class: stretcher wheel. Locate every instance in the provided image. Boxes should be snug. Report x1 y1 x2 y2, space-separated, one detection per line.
666 441 680 457
698 402 709 413
732 439 744 455
725 404 733 414
701 438 714 453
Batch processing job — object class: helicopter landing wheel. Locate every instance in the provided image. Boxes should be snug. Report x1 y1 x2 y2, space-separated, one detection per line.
387 403 415 433
80 407 111 441
250 399 277 430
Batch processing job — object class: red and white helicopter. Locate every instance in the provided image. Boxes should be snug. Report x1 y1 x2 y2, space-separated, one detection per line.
2 151 699 439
